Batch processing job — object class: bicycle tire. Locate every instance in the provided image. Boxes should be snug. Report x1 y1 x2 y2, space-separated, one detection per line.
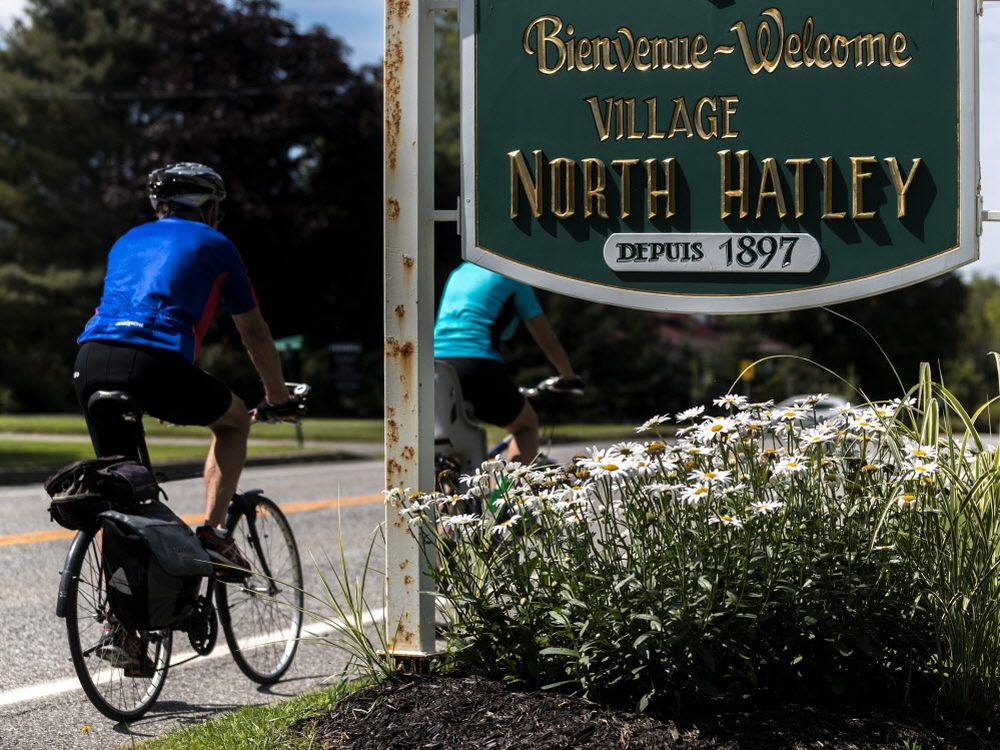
217 495 303 684
64 530 171 722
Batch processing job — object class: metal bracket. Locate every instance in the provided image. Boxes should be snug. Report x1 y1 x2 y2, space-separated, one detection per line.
984 211 1000 222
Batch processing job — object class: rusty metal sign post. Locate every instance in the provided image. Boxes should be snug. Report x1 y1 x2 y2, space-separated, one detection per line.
383 0 457 660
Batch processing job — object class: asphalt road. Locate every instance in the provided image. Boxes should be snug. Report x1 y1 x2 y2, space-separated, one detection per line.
0 459 388 750
0 440 591 749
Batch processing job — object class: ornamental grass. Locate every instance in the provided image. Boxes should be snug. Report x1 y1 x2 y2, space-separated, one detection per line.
398 363 1000 721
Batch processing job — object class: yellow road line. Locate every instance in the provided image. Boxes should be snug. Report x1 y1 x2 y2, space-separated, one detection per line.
0 493 383 549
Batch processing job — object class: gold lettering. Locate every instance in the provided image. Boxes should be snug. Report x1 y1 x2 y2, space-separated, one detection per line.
692 34 711 69
756 157 788 219
522 16 566 75
784 33 802 69
582 158 609 219
695 97 719 140
719 149 750 219
634 37 651 71
850 33 889 67
731 8 784 76
576 38 593 71
890 32 911 67
509 149 544 219
645 98 666 140
851 156 878 219
814 34 832 68
626 98 643 140
831 35 849 68
721 96 740 138
613 27 635 71
646 158 676 218
821 156 846 220
550 158 576 219
613 158 641 218
885 157 922 218
667 97 694 139
786 158 813 218
614 98 625 140
585 96 613 142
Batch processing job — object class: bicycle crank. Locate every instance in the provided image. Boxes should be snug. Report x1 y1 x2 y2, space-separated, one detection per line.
187 596 218 656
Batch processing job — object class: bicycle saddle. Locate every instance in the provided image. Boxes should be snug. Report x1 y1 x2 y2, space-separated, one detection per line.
87 390 144 424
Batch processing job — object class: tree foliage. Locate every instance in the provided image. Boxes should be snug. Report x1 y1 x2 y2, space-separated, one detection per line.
0 0 382 411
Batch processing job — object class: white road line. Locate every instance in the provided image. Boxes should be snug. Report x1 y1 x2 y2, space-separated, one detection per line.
0 609 385 708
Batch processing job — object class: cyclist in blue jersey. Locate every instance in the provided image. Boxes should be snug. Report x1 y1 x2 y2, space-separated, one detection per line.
74 163 297 573
435 262 581 463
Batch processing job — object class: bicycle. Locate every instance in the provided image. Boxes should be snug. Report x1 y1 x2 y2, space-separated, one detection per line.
433 360 583 497
54 383 310 722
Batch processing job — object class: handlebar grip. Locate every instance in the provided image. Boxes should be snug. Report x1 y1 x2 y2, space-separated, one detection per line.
539 376 585 395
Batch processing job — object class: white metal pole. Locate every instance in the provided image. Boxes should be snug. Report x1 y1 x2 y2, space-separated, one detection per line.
383 0 438 658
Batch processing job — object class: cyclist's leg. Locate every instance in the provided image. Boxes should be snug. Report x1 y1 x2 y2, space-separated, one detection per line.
502 399 539 464
446 358 534 463
203 394 250 527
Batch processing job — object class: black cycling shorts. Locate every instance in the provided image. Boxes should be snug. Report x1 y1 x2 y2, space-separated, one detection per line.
74 341 233 455
441 357 525 428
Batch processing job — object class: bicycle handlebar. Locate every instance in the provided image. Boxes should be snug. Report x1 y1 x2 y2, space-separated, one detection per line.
252 382 312 424
519 376 585 399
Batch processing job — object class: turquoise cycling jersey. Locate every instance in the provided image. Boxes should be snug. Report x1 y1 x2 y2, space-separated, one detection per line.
434 263 542 361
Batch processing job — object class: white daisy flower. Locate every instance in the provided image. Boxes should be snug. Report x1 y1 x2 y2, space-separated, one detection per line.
905 461 937 480
442 513 480 528
833 402 856 417
608 442 646 459
699 416 737 438
681 483 712 504
384 487 410 506
905 441 938 461
773 455 809 476
691 468 732 485
713 394 749 411
897 492 919 510
490 514 522 536
675 405 706 422
771 405 805 423
798 393 829 406
635 415 670 433
801 426 836 446
589 461 632 479
751 500 785 514
709 513 743 528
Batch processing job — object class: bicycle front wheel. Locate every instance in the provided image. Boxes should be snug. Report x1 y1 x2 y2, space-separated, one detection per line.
64 530 171 722
218 495 304 684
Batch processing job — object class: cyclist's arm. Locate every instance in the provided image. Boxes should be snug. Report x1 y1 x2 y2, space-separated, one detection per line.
523 313 576 380
231 309 289 405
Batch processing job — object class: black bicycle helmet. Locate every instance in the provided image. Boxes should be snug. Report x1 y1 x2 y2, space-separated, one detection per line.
148 162 226 211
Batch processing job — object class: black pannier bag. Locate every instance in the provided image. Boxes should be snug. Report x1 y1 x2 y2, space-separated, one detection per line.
44 457 161 531
99 501 213 631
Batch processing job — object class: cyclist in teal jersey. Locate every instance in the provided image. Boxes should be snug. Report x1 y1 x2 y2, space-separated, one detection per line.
434 262 581 463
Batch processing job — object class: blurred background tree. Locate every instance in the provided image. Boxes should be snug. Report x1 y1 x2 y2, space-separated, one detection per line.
0 3 993 422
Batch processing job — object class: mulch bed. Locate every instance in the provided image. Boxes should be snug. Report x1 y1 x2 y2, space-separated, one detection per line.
302 676 994 749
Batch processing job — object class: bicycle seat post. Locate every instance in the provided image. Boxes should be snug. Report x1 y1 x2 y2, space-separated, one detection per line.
85 390 152 469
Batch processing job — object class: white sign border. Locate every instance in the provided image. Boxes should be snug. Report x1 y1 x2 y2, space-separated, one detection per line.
460 0 981 314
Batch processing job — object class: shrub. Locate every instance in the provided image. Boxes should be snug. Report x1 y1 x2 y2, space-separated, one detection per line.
399 365 1000 720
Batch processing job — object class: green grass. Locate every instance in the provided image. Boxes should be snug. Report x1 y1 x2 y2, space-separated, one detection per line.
0 414 643 445
132 681 362 749
0 439 330 471
0 414 385 442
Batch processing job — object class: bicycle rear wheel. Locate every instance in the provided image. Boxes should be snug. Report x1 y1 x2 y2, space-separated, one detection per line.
63 530 171 722
218 495 303 683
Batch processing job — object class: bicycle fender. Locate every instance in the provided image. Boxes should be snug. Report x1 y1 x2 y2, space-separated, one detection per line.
56 531 92 618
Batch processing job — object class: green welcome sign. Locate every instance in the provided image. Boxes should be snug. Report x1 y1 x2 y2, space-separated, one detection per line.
460 1 981 313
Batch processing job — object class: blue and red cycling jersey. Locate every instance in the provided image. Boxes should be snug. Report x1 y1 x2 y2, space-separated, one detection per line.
78 217 258 363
